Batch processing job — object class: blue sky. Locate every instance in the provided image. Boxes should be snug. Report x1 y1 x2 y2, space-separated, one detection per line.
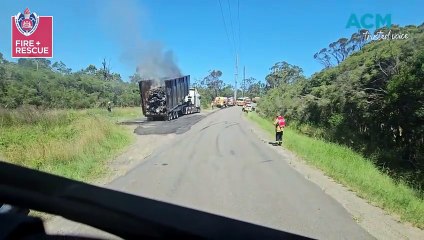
1 0 423 85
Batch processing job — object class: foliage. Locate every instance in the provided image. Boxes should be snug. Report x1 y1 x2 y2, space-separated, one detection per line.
0 57 140 109
200 70 224 98
247 112 424 229
258 24 424 190
265 61 305 88
0 106 140 181
313 25 408 68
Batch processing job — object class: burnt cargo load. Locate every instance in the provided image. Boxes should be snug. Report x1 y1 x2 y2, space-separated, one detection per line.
138 75 201 121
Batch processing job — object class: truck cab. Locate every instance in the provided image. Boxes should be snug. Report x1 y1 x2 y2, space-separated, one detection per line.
185 88 201 110
182 88 201 115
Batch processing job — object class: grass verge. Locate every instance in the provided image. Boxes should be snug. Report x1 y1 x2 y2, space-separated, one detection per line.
0 106 141 181
247 111 424 229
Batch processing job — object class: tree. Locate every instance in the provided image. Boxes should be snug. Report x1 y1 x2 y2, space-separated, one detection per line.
246 81 265 98
110 73 123 82
260 24 424 190
350 30 368 50
0 51 141 109
35 59 51 69
221 84 234 97
241 77 255 97
99 58 111 81
265 61 304 88
314 48 333 68
84 64 97 75
201 70 224 97
0 66 6 94
52 61 72 74
314 30 369 68
18 59 36 68
0 53 4 64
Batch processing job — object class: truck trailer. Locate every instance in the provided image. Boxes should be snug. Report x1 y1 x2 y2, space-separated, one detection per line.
138 75 201 121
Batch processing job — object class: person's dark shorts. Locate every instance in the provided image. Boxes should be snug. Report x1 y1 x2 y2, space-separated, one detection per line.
276 131 283 141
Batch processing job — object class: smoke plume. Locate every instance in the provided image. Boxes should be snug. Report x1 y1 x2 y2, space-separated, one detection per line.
135 42 182 82
98 0 182 85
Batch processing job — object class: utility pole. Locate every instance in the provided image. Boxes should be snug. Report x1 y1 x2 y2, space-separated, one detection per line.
234 54 238 101
242 66 245 98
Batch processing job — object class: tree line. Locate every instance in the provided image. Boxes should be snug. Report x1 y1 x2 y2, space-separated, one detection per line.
258 24 424 189
192 69 266 108
0 56 140 109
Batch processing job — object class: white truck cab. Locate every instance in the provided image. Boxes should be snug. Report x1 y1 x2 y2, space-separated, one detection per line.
184 88 201 113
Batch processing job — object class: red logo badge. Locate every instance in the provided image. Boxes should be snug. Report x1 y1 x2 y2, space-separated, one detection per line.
11 8 53 58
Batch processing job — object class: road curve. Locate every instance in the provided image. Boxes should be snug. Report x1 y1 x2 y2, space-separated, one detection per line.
108 107 373 239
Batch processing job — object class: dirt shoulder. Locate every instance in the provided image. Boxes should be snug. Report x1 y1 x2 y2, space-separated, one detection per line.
244 115 424 240
44 126 177 239
94 128 177 186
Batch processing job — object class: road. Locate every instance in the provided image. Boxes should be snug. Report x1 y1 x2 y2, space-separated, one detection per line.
108 107 372 239
46 107 373 239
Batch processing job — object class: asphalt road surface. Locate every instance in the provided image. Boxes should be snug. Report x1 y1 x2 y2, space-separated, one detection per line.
133 113 206 135
106 107 373 239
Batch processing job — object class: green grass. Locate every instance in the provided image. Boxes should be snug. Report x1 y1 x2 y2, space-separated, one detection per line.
0 107 141 181
82 107 143 123
247 112 424 229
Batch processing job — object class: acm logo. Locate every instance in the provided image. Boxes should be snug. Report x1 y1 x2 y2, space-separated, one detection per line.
346 14 392 29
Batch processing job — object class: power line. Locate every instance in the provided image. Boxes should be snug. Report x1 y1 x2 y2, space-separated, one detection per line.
226 0 239 102
237 0 241 56
227 0 237 56
218 0 234 56
217 0 239 101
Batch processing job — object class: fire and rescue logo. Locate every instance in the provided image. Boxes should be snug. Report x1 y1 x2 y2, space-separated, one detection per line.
14 8 39 36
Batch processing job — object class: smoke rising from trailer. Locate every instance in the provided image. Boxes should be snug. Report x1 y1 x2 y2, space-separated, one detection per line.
135 42 182 84
99 0 182 84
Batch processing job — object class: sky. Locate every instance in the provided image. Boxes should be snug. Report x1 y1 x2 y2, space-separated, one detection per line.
1 0 423 85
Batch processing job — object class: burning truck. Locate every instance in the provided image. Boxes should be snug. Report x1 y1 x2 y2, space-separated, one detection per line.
138 75 201 121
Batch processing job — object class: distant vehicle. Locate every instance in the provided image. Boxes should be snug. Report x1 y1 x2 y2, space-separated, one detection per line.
214 96 228 108
251 102 257 111
252 97 261 103
236 98 245 106
243 103 253 112
227 97 235 106
138 75 201 121
243 97 252 106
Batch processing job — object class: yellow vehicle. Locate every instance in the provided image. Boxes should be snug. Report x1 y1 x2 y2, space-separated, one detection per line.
236 98 245 106
214 96 228 108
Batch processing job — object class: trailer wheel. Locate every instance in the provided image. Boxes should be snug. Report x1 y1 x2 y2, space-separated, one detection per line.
168 113 172 121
